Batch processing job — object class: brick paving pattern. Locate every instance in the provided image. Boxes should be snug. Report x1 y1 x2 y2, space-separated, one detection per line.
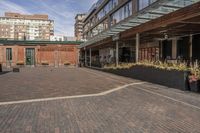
0 67 200 133
0 67 136 102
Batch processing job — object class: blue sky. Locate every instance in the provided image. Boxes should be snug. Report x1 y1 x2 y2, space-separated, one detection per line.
0 0 96 36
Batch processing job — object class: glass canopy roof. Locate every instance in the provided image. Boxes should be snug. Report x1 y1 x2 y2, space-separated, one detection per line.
80 0 200 48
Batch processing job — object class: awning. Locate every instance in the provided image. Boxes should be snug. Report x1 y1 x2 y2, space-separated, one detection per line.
80 0 200 48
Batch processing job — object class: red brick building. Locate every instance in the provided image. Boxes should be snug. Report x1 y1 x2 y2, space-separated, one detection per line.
0 40 81 67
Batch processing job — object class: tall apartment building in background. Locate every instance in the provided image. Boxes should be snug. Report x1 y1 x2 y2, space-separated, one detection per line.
0 12 54 41
50 35 76 41
74 14 86 41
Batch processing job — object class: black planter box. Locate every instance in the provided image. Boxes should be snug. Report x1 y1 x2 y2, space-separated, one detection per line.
102 65 190 91
189 80 200 92
0 64 2 72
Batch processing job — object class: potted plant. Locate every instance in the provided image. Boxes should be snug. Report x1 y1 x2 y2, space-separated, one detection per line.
188 68 200 92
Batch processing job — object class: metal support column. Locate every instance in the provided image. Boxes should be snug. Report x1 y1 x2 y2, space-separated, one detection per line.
172 38 177 59
77 49 80 67
116 41 119 67
89 48 92 67
160 41 163 60
84 48 87 66
136 33 140 63
189 34 193 61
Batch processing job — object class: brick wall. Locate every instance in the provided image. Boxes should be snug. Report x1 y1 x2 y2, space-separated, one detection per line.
0 44 79 67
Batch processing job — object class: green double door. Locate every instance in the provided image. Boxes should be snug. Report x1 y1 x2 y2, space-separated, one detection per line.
26 48 35 66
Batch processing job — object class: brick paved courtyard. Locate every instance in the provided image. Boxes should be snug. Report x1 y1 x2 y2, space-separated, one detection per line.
0 67 200 133
0 67 136 102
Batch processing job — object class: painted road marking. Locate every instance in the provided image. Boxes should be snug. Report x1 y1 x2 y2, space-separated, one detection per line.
84 68 200 111
0 82 145 106
133 85 200 111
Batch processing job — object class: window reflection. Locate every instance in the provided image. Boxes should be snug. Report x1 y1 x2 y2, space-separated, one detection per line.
91 19 108 37
97 0 118 21
139 0 158 10
111 1 132 26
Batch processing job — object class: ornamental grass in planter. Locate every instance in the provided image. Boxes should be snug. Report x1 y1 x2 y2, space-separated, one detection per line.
104 63 135 69
136 60 189 71
103 60 189 72
102 60 191 91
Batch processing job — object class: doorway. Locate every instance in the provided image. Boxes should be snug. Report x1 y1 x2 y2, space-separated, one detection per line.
120 47 131 62
192 34 200 60
26 48 35 66
6 48 12 67
162 40 172 60
177 37 190 60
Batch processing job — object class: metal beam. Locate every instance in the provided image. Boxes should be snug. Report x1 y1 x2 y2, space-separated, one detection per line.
178 21 200 25
128 19 142 24
148 11 167 15
116 41 119 67
111 24 132 31
119 24 136 28
161 4 182 9
111 29 125 32
136 33 140 63
107 31 120 34
137 16 154 20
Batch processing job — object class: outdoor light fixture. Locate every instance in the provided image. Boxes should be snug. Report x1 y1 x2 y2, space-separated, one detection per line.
164 33 168 39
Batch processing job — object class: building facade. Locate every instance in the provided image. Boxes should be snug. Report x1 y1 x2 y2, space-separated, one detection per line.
0 41 80 68
74 14 86 41
50 35 77 41
0 12 54 41
80 0 200 67
50 35 68 41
